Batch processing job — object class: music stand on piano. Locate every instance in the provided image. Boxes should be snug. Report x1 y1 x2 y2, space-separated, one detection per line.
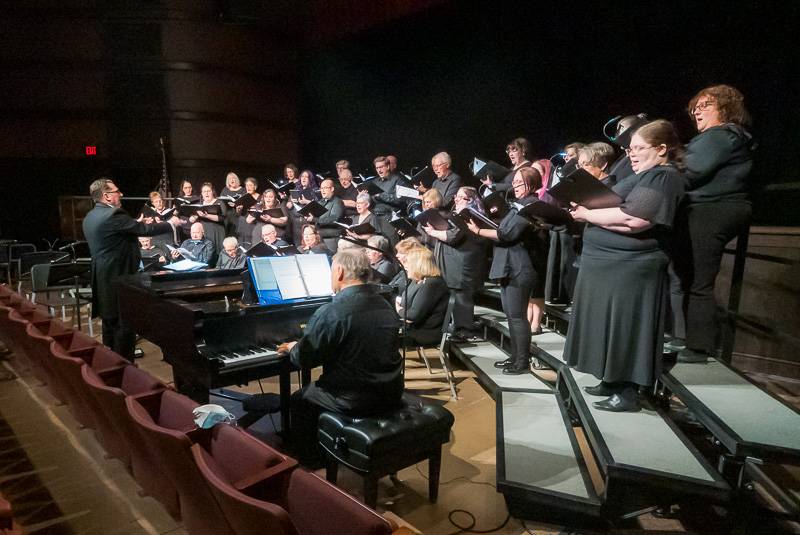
47 261 91 331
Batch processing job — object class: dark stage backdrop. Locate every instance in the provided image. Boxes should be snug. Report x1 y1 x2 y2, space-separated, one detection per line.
298 2 799 225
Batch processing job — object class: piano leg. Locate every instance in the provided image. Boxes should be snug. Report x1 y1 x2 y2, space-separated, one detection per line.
174 373 211 404
280 363 291 437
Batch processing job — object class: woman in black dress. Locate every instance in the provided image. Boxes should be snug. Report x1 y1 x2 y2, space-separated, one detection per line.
189 182 227 255
234 177 260 247
285 169 319 245
565 120 685 412
467 167 546 374
247 188 289 246
668 85 754 363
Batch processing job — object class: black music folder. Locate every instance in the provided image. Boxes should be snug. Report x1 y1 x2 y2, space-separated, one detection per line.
356 180 384 196
297 201 328 218
248 207 285 219
389 216 420 238
141 205 175 219
334 220 376 235
245 242 297 257
177 203 223 217
407 166 436 189
513 201 573 226
548 168 623 209
234 194 258 212
174 195 200 205
268 180 295 196
457 208 498 230
481 191 510 221
471 158 510 181
416 209 452 231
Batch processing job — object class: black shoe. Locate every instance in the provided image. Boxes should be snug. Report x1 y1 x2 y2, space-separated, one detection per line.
592 393 640 412
583 381 619 397
502 364 529 375
493 358 513 369
677 348 711 363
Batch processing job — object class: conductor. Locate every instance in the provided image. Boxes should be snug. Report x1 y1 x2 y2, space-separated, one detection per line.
83 178 180 360
277 248 403 466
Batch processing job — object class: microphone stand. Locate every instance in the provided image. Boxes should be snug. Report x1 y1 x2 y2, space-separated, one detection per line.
337 234 411 375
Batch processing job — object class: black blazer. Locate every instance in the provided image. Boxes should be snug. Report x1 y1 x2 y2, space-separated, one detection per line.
83 203 173 319
488 195 546 281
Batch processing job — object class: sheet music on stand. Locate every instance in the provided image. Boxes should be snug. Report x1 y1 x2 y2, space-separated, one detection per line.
247 255 333 305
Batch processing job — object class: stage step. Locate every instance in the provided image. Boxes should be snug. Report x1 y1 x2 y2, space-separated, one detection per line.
497 389 602 519
449 341 550 399
469 314 730 505
661 359 800 461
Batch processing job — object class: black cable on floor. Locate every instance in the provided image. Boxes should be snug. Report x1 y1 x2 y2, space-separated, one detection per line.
414 463 496 488
446 509 510 534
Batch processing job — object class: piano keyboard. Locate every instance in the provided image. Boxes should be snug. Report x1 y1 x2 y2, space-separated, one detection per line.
208 346 280 370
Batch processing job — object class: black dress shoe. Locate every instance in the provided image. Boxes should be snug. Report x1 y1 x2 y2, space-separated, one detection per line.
493 358 513 369
677 348 711 363
502 365 529 375
592 393 640 412
583 381 619 397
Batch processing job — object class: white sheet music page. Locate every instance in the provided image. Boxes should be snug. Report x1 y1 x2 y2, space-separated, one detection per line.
295 254 333 297
268 256 308 299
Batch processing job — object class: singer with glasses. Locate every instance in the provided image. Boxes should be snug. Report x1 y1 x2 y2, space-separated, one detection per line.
565 120 685 412
467 167 546 374
667 85 754 363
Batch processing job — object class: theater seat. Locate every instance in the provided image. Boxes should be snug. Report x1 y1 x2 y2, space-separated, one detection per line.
285 470 392 535
126 391 233 535
191 443 297 535
49 343 129 430
81 364 165 468
23 318 76 400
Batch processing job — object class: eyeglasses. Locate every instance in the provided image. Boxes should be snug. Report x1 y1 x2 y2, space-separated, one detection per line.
627 145 655 154
511 182 526 188
105 189 121 195
693 100 715 111
454 194 469 200
505 147 520 153
320 185 334 190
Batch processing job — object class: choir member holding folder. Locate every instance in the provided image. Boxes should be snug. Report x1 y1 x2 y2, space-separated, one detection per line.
467 167 547 374
170 222 215 265
481 138 532 193
247 188 288 246
186 182 227 254
564 120 685 412
137 191 177 248
234 177 260 246
422 186 488 341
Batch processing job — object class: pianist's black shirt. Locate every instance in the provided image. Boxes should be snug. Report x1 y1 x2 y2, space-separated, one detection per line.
289 283 403 414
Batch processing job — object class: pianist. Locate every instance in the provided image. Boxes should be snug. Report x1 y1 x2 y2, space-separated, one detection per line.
277 248 403 467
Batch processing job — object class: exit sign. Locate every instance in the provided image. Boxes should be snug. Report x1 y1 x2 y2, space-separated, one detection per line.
85 146 97 156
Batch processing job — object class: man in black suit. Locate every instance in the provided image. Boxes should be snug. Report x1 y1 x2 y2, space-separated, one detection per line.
277 249 403 466
83 178 179 360
305 179 344 253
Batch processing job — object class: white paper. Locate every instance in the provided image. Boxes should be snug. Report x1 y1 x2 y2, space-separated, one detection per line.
395 185 420 199
268 257 308 299
471 157 487 175
295 255 333 297
163 259 206 271
165 244 195 259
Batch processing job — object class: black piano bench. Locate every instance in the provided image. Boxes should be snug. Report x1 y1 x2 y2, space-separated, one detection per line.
318 393 455 509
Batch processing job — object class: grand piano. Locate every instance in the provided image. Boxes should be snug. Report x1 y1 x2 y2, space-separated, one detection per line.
115 269 331 432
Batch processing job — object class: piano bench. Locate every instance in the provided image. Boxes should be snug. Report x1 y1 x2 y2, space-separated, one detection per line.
318 393 454 509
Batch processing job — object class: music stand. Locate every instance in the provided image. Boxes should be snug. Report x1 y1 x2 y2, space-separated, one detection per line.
47 261 91 330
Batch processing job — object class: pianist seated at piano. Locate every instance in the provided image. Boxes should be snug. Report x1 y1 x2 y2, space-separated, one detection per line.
138 236 167 265
366 234 397 284
260 224 289 248
297 224 331 255
277 248 403 467
215 236 246 269
172 222 215 265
